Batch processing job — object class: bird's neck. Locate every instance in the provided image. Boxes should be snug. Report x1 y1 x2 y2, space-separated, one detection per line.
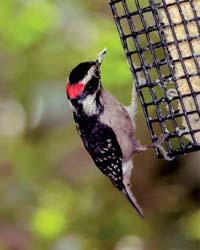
81 89 103 116
72 89 103 117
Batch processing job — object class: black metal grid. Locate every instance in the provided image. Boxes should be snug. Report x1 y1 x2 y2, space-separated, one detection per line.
109 0 200 158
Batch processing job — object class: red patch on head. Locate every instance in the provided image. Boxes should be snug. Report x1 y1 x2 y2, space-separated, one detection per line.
66 82 84 99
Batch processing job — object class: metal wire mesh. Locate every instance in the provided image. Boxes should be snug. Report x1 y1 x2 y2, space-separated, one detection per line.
109 0 200 158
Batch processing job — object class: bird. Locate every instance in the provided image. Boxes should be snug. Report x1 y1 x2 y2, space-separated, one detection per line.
66 49 171 217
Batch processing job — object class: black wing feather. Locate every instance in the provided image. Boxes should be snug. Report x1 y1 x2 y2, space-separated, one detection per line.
74 113 123 190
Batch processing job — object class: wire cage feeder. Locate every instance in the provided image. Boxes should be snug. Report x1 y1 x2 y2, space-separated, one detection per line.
109 0 200 158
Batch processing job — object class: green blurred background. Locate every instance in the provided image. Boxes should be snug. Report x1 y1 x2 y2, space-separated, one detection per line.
0 0 199 249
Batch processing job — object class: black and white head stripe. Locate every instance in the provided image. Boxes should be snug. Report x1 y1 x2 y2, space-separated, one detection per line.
69 62 96 84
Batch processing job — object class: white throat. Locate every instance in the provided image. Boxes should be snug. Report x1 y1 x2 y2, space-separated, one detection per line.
81 94 97 116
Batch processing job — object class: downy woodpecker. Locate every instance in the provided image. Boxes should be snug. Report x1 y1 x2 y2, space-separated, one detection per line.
66 49 170 217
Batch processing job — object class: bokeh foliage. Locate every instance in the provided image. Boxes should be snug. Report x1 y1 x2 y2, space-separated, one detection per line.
0 0 199 250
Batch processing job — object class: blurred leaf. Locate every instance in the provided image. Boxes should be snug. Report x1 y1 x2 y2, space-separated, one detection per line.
31 207 67 239
0 0 59 50
183 210 200 240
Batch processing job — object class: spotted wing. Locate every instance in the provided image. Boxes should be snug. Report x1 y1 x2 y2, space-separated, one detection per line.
81 120 123 190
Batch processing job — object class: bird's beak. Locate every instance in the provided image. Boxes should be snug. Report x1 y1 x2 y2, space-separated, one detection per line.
96 48 107 65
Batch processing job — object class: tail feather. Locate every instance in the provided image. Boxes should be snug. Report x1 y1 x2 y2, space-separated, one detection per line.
122 184 144 218
126 83 137 126
126 72 144 127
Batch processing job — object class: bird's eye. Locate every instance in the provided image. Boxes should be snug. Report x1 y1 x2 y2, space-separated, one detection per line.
85 77 99 94
87 84 92 90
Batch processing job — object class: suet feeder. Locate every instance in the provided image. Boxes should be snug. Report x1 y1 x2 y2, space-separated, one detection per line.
109 0 200 158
